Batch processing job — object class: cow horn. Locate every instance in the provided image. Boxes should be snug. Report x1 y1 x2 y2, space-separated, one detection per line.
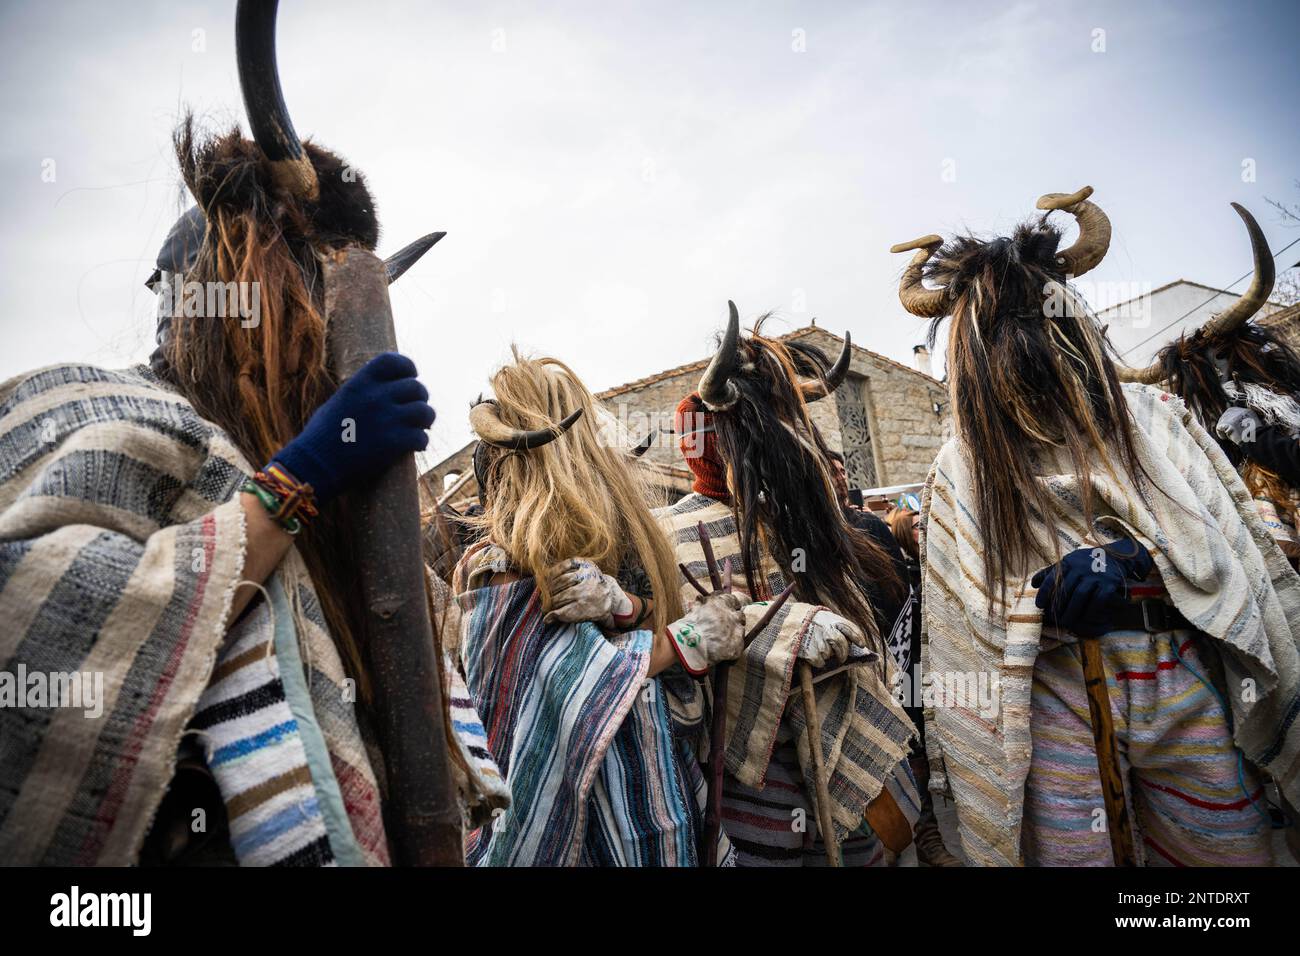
469 401 583 450
385 232 446 284
1036 186 1110 278
630 430 657 458
698 301 743 411
890 234 949 318
1201 203 1276 338
1114 360 1165 385
800 333 852 402
235 0 319 200
1117 202 1276 384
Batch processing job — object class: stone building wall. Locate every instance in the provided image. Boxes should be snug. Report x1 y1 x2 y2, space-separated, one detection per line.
423 326 950 504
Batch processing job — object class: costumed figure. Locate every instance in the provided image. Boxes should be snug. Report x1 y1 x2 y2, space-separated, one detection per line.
896 186 1300 866
1120 204 1300 563
452 352 746 865
665 307 922 867
0 1 497 866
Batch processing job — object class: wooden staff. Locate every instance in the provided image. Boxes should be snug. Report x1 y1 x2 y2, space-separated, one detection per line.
1077 636 1136 866
798 662 840 866
324 249 462 866
683 523 793 866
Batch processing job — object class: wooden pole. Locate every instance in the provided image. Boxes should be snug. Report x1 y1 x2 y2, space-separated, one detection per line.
324 248 462 866
690 523 793 866
1077 636 1136 866
799 662 841 867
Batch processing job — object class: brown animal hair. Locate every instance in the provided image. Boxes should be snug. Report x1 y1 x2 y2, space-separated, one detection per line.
708 317 903 653
923 222 1151 609
1155 323 1300 466
162 117 382 699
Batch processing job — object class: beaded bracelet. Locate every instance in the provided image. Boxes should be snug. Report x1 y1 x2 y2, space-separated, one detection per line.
241 463 319 536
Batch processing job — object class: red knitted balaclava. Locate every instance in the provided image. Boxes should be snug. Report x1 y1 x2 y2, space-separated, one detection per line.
675 392 729 501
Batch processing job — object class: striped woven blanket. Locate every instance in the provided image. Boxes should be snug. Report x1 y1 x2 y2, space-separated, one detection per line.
453 541 704 865
658 493 918 855
922 383 1300 866
0 363 388 865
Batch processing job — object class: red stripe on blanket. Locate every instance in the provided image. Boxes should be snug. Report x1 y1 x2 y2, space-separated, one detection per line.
1139 777 1265 812
1143 835 1186 867
1114 639 1194 681
331 753 390 865
722 807 799 831
76 515 217 864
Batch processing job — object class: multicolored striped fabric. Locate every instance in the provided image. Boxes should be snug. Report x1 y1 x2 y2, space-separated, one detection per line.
0 363 388 866
922 383 1300 866
1025 623 1272 866
453 541 701 866
658 493 918 861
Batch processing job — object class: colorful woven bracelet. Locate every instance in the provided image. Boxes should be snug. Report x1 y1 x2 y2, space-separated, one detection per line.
241 464 319 535
242 479 303 535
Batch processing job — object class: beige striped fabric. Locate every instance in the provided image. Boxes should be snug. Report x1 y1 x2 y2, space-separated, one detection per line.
658 493 916 841
921 383 1300 866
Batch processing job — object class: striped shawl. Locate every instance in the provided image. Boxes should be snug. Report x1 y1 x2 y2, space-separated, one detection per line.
922 383 1300 866
0 363 388 865
658 493 917 846
453 541 703 866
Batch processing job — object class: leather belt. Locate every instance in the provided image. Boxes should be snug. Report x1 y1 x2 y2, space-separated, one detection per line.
1107 598 1192 634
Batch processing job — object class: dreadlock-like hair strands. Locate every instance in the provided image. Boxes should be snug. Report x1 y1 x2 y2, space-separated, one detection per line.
711 317 902 652
473 351 684 632
924 222 1151 609
164 117 379 700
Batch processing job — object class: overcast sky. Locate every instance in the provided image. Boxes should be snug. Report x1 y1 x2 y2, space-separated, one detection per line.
1 0 1296 462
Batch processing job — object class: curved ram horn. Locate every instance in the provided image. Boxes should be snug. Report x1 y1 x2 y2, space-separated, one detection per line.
235 0 319 200
800 332 852 402
469 401 583 450
1036 186 1110 278
890 234 949 317
385 232 446 284
698 301 742 411
1201 202 1276 338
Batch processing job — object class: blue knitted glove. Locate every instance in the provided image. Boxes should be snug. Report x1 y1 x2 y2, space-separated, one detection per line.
1030 540 1154 638
271 352 435 505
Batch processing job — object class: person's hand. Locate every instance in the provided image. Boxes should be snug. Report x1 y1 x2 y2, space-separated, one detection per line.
667 592 746 676
542 559 631 626
272 352 434 504
1031 540 1154 638
1216 406 1262 446
800 609 863 667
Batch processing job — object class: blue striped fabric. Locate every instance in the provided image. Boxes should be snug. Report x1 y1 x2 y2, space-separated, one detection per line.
456 543 700 866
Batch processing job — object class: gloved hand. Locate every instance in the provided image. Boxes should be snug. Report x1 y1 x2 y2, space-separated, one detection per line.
1216 406 1262 446
273 352 434 504
667 591 745 676
800 609 863 668
542 558 632 626
1031 540 1154 639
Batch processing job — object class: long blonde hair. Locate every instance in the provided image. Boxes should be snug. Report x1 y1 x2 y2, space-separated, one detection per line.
474 351 683 631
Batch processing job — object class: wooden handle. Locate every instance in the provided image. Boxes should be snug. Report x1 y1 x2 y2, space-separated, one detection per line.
799 662 840 867
1077 637 1136 866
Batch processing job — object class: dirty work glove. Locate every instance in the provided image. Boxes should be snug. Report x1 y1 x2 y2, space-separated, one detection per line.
667 592 745 677
542 559 632 626
272 352 434 505
800 609 863 668
1216 406 1262 446
1031 541 1154 639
